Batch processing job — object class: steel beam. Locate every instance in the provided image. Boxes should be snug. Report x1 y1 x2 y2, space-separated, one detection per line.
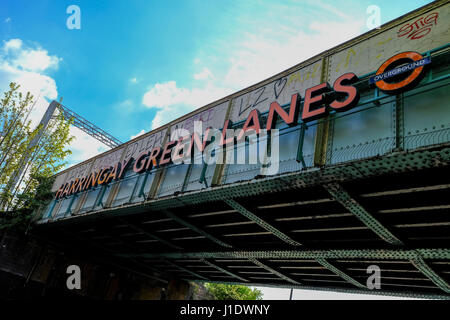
117 218 183 250
249 258 300 285
313 56 331 167
201 259 249 282
315 258 365 289
89 229 142 253
324 183 403 245
379 204 450 213
393 94 404 151
360 184 450 197
410 256 450 294
117 248 450 260
258 198 333 209
224 199 302 247
161 210 233 248
163 259 209 281
8 101 58 193
57 102 122 148
128 258 169 277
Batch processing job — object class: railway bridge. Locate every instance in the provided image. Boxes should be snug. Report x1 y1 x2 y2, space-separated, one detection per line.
30 1 450 299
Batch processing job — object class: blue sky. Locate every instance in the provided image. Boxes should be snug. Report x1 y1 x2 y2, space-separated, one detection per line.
0 0 433 164
0 0 434 299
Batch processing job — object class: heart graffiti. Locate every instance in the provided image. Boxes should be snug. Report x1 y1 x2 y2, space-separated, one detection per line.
274 77 287 99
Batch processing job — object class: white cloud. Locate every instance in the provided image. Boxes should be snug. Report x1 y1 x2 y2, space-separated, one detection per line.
142 81 232 128
119 99 132 107
3 38 22 52
0 39 109 169
141 2 365 130
309 0 352 20
66 127 109 165
223 19 363 89
13 49 61 72
130 77 138 84
194 67 213 80
0 39 59 126
2 39 61 72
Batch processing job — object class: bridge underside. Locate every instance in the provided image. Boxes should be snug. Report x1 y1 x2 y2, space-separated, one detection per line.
35 143 450 299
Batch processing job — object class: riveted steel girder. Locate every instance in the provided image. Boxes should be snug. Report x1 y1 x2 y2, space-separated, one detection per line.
117 248 450 260
324 183 404 245
410 256 450 294
313 56 331 167
57 102 122 148
249 258 300 285
161 210 233 248
38 144 450 227
118 218 183 250
223 199 302 247
187 280 450 300
201 259 249 282
163 259 209 281
316 258 365 289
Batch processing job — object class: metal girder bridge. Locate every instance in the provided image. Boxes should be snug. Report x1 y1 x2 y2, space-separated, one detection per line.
55 101 122 149
35 142 450 299
31 8 450 299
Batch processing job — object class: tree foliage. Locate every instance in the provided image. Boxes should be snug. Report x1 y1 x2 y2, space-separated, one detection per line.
205 283 263 300
0 82 73 229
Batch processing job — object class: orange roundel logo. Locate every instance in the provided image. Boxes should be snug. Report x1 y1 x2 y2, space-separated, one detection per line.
372 51 430 94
